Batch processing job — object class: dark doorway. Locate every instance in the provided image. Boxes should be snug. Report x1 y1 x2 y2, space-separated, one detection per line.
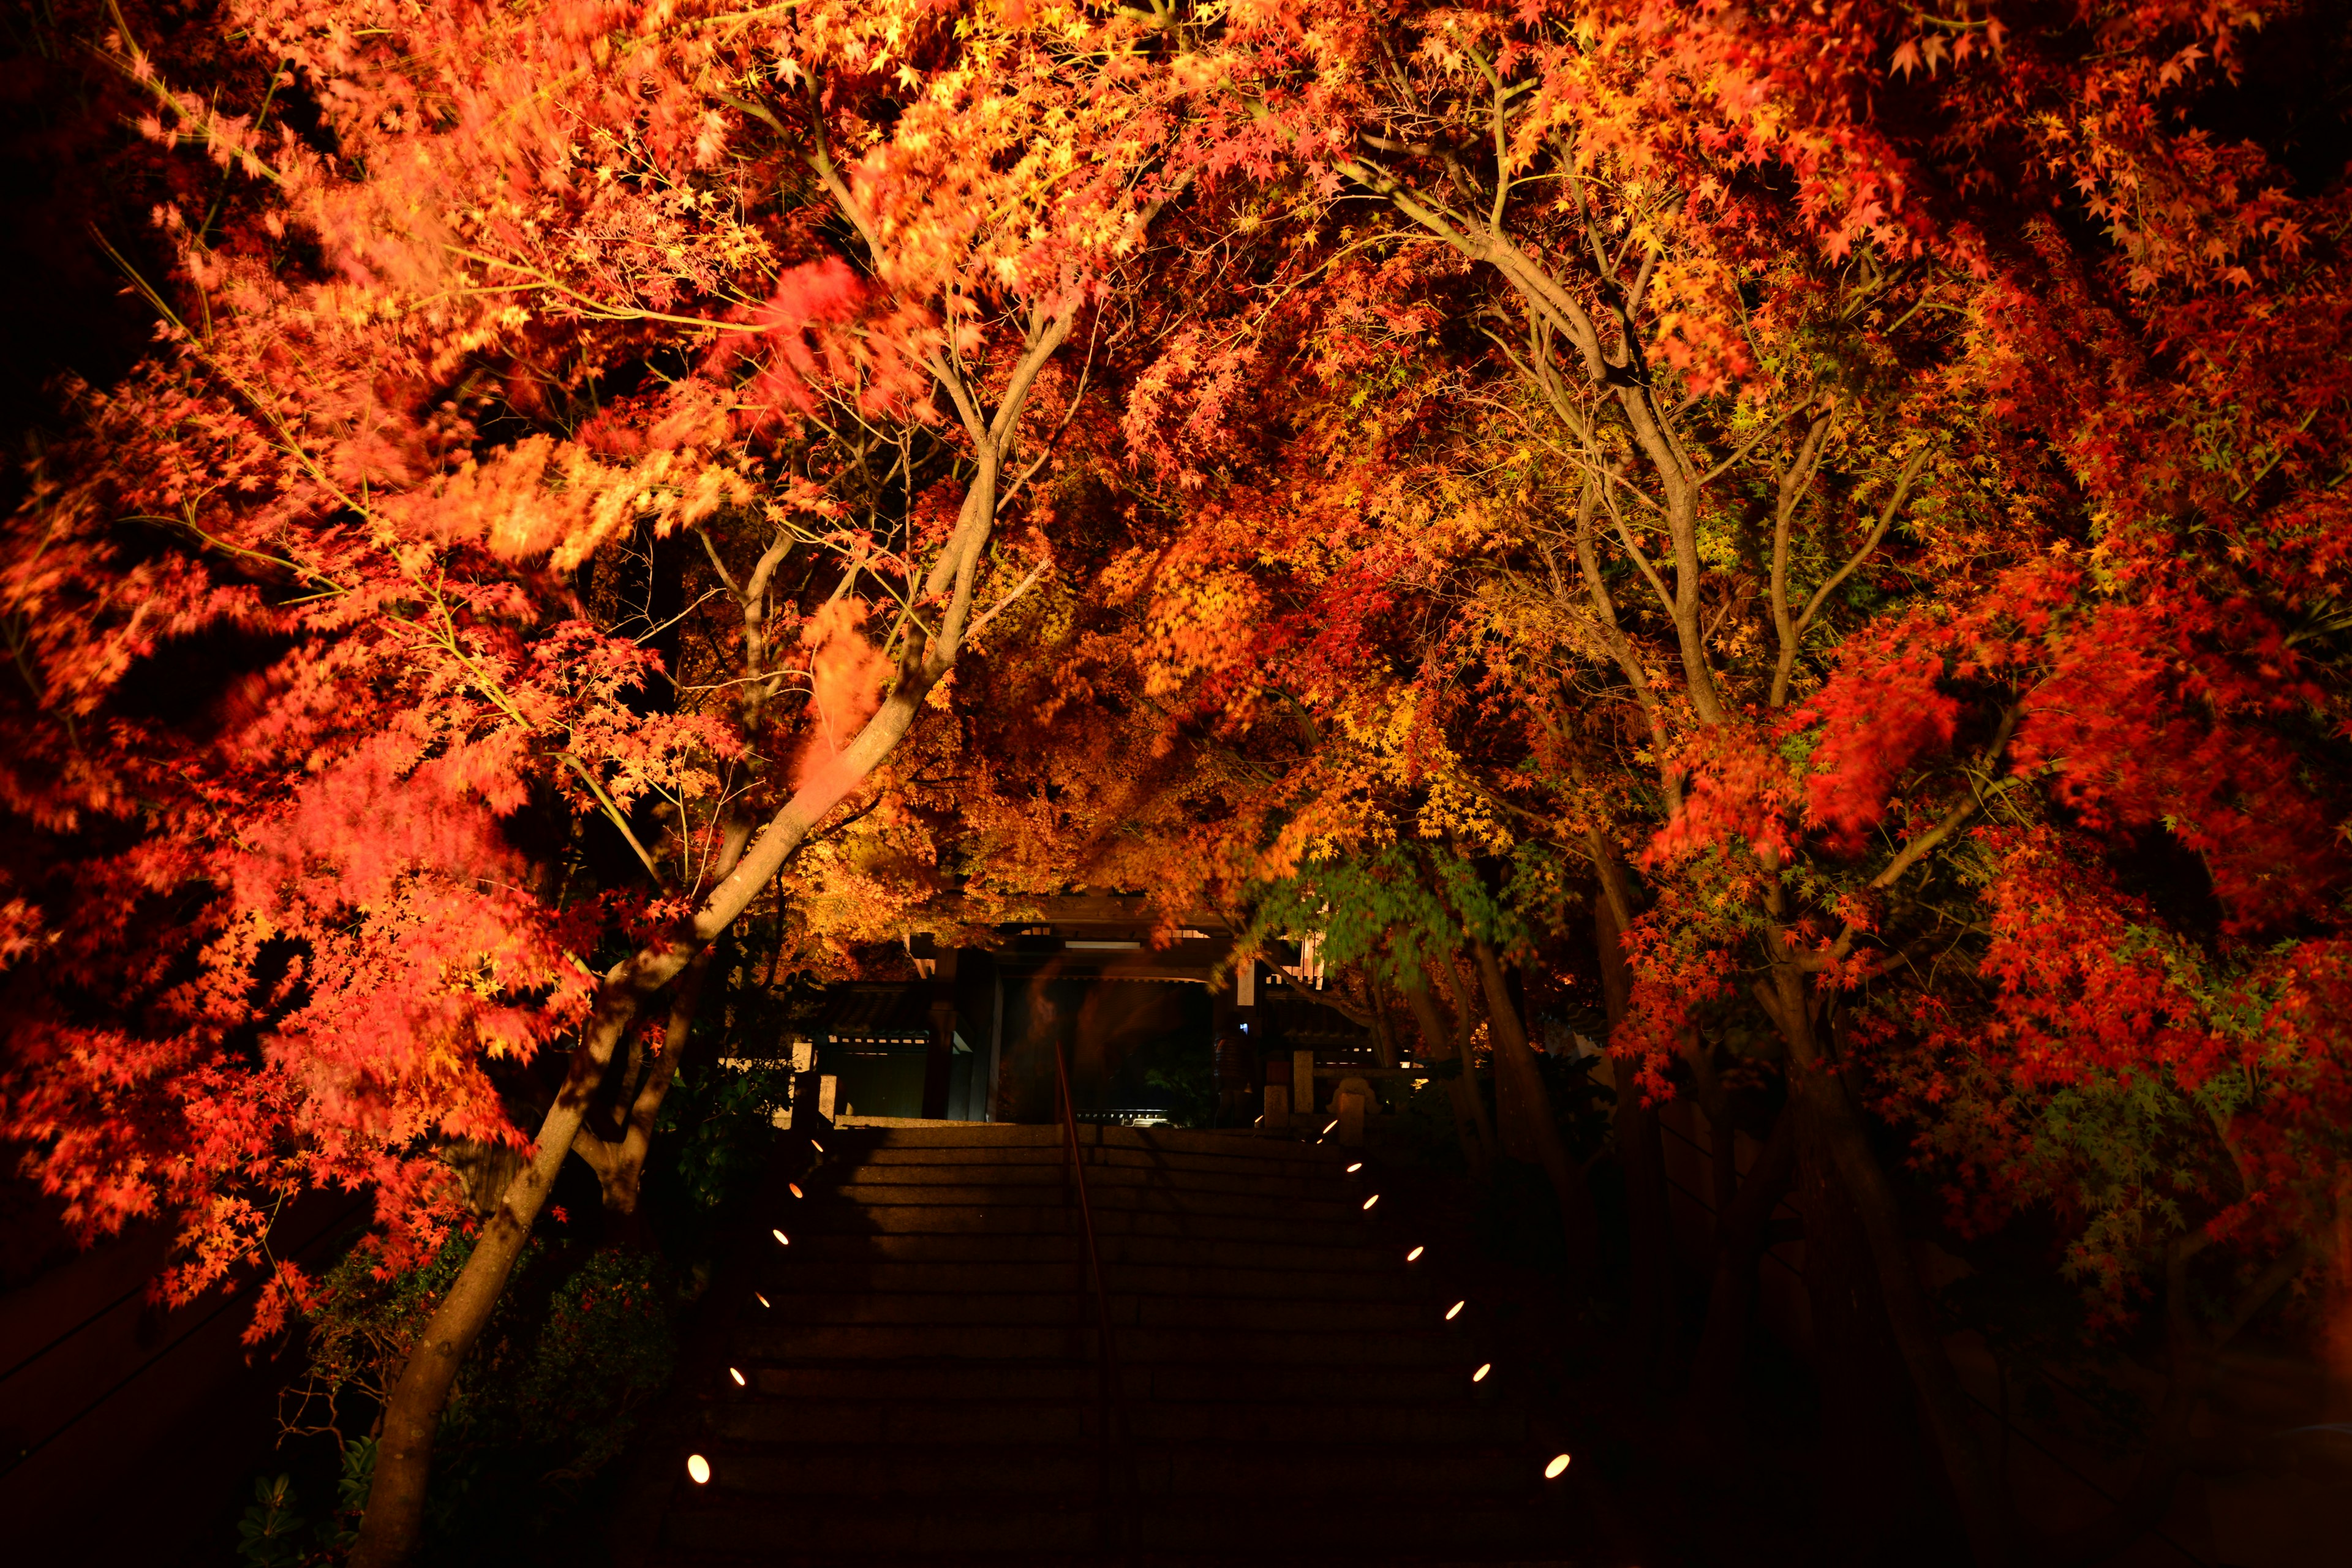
995 976 1210 1124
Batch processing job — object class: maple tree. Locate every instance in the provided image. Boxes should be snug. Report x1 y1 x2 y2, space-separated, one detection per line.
1026 2 2351 1561
3 1 2348 1564
0 1 1185 1558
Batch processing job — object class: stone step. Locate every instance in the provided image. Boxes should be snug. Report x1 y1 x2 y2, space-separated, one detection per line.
750 1261 1420 1301
770 1204 1371 1245
635 1123 1575 1566
769 1232 1410 1272
818 1181 1361 1222
844 1143 1362 1181
734 1360 1490 1407
824 1161 1358 1202
655 1557 1579 1568
832 1126 1354 1167
656 1499 1573 1558
684 1440 1534 1498
723 1290 1433 1333
701 1397 1523 1447
733 1322 1468 1368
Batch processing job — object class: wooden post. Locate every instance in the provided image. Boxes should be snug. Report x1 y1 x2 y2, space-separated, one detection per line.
1263 1083 1289 1131
1293 1049 1316 1121
818 1074 838 1120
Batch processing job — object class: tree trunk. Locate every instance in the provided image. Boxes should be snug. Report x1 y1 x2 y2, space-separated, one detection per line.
1366 980 1399 1071
1475 940 1599 1273
355 753 864 1567
2326 1188 2352 1422
572 948 714 1221
1401 979 1494 1178
1758 971 2019 1567
349 302 1080 1566
1438 953 1519 1199
1790 1083 1939 1564
1596 892 1675 1374
1678 1101 1796 1458
351 981 644 1568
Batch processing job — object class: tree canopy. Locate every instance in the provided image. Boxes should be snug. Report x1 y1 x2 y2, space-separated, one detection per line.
3 2 2348 1563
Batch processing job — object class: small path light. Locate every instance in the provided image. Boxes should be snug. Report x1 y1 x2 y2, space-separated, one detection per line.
788 1183 804 1199
1544 1453 1572 1479
754 1292 771 1308
772 1229 790 1245
686 1454 712 1484
1406 1245 1425 1262
1361 1194 1379 1211
1445 1300 1464 1321
1322 1121 1338 1136
728 1367 746 1387
1346 1161 1363 1174
1472 1363 1491 1382
809 1139 824 1154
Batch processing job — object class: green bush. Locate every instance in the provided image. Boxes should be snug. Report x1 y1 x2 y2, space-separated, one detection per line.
652 1058 795 1218
232 1441 372 1568
273 1229 677 1562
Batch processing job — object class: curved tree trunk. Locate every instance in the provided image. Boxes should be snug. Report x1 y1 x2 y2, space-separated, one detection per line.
1596 891 1675 1376
1791 1085 1940 1563
1402 978 1495 1178
1678 1102 1796 1458
1438 960 1507 1175
350 301 1081 1567
1476 940 1599 1273
352 975 660 1568
1757 970 2019 1568
1366 980 1400 1071
354 678 925 1568
571 946 714 1223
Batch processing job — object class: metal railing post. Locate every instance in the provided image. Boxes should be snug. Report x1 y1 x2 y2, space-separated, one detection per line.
1053 1038 1131 1558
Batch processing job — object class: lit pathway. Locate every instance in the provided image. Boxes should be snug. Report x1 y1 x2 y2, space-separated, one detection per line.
620 1123 1593 1566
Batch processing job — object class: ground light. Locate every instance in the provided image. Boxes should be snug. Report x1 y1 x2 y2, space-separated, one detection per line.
1445 1300 1464 1321
754 1293 771 1308
1362 1194 1379 1210
1322 1120 1338 1136
1472 1363 1491 1382
810 1139 824 1154
1545 1454 1572 1479
686 1455 711 1484
1406 1245 1424 1261
728 1368 745 1386
1346 1161 1363 1173
772 1229 790 1245
788 1183 804 1198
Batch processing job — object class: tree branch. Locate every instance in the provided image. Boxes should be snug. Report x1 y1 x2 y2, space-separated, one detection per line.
1810 704 2022 968
1793 445 1932 649
1767 412 1836 709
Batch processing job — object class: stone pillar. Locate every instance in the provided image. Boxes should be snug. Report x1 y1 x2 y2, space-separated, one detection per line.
1335 1077 1372 1147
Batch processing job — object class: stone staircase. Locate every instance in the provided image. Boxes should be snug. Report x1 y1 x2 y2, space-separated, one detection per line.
627 1123 1593 1566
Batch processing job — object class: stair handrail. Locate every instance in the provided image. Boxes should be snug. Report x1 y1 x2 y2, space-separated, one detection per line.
1051 1036 1132 1548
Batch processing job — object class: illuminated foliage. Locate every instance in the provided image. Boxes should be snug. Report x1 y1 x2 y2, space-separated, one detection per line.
2 3 2347 1563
